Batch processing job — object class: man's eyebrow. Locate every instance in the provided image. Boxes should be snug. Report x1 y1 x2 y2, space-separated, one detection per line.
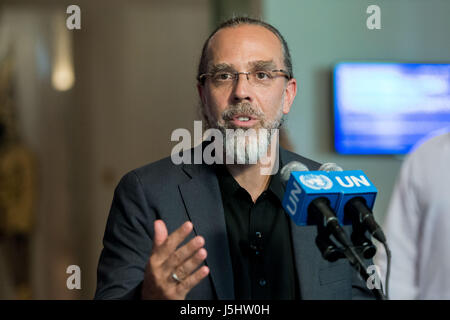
207 61 278 73
208 63 234 74
248 60 277 70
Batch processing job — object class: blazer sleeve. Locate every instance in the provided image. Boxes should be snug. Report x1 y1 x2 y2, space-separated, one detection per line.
94 171 155 299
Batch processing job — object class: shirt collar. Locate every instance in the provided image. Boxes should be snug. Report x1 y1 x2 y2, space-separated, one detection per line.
215 163 285 204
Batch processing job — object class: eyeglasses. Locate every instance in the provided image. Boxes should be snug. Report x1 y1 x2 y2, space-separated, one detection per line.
198 69 291 87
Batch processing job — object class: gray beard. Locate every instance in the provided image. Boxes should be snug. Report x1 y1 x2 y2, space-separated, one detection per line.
220 127 273 164
213 103 284 164
200 97 285 164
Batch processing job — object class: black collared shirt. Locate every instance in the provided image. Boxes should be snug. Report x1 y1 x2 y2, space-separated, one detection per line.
216 165 300 300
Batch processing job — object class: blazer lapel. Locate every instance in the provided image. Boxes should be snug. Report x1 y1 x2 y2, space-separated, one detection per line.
179 162 235 300
290 221 323 299
281 148 329 299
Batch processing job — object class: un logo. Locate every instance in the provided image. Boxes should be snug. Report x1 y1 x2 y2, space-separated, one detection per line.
300 174 333 190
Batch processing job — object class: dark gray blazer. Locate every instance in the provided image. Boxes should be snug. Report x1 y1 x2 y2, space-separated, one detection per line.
94 145 374 300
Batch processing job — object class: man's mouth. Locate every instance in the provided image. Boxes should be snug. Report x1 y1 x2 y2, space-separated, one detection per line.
235 115 252 122
229 114 260 127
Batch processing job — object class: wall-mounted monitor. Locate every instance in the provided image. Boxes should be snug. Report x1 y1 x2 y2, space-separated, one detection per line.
333 62 450 154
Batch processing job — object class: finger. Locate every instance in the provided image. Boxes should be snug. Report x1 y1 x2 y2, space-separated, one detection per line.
172 248 207 280
176 266 210 297
153 220 168 247
163 236 205 272
155 221 193 260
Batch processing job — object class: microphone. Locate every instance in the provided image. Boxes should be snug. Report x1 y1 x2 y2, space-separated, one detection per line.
319 163 377 258
321 163 387 244
280 161 309 185
281 162 387 300
280 162 352 248
318 162 343 172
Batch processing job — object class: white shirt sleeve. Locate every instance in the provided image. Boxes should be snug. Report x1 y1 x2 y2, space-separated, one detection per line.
377 154 421 299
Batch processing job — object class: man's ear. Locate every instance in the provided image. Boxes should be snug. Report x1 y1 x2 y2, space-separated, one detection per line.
282 78 297 114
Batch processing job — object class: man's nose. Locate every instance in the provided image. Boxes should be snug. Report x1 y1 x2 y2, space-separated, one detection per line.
231 73 253 102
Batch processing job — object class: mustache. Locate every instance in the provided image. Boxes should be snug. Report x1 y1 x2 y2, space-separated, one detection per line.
221 102 264 121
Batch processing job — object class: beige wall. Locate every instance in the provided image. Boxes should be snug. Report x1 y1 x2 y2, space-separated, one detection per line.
0 0 210 299
75 0 211 299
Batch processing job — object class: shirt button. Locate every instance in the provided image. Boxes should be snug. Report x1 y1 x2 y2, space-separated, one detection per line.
259 279 266 287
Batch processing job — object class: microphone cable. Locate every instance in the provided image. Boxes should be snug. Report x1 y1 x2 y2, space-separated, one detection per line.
381 240 391 300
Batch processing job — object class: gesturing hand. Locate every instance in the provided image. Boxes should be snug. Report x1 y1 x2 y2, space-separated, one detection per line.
141 220 209 300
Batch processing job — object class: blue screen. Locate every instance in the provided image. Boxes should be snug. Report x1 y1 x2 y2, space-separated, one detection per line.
334 62 450 154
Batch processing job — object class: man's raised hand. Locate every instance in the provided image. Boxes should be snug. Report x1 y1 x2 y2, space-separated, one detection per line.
141 220 209 300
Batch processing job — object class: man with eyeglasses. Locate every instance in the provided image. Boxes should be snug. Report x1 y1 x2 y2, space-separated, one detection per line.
95 17 373 300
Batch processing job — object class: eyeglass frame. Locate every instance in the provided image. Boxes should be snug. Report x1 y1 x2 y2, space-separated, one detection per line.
197 69 292 85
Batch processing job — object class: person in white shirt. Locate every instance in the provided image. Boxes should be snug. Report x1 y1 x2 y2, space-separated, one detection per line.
377 129 450 299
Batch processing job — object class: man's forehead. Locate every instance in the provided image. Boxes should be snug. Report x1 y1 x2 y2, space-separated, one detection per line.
206 24 284 67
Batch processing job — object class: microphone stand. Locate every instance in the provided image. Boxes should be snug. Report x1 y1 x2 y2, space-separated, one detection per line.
310 198 386 300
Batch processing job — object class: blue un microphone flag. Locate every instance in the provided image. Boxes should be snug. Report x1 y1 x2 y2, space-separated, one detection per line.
282 170 378 226
282 171 341 226
327 170 377 225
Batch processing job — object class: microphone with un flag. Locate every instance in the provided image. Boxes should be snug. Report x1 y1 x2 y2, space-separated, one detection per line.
282 171 340 226
282 169 377 227
281 165 387 300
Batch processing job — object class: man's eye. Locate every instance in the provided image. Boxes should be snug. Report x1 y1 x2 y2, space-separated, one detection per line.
214 73 233 81
255 71 271 80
